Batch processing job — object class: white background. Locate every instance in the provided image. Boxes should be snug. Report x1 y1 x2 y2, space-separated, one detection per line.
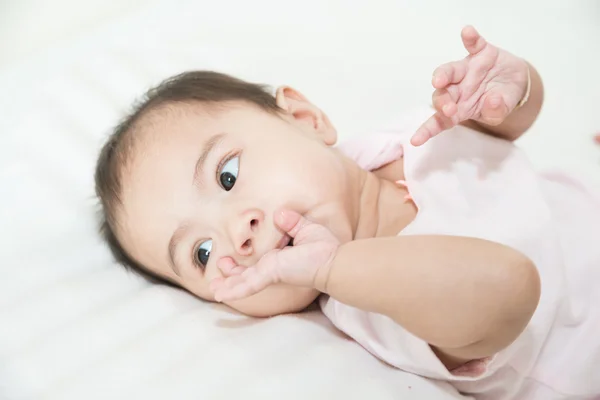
1 0 599 182
2 1 600 174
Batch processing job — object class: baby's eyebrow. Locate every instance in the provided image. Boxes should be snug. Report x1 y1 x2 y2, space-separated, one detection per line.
192 132 227 188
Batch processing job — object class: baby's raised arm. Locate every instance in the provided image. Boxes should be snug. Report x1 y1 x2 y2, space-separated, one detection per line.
412 26 544 146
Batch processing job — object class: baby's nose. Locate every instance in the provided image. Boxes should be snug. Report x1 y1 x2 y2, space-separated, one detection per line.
237 237 254 257
217 256 246 278
231 209 264 257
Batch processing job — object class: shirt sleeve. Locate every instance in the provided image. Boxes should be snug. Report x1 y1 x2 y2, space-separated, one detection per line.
320 296 502 382
335 107 435 171
325 106 519 382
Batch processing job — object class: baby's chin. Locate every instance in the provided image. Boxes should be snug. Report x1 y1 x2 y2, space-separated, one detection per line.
226 284 320 318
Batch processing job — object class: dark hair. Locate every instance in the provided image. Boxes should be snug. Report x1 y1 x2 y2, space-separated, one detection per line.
94 70 280 285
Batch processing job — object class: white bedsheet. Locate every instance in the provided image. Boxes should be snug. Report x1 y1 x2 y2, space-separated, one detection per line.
1 1 598 399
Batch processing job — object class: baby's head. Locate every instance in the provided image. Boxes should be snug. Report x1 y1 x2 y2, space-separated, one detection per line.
95 71 362 316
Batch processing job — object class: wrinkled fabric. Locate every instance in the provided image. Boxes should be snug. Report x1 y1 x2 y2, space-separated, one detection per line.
322 112 600 400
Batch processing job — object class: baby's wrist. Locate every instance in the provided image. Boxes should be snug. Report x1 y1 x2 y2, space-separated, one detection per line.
515 61 531 110
312 246 339 293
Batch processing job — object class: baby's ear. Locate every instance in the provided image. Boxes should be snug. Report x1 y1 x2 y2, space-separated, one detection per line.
275 86 337 145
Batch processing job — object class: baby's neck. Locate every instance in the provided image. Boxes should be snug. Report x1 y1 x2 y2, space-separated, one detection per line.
354 161 417 240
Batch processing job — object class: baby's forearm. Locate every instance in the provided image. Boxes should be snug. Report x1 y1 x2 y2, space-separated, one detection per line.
474 62 544 141
316 235 540 362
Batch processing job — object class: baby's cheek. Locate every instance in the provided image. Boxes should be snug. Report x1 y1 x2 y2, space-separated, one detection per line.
202 266 219 283
181 267 219 302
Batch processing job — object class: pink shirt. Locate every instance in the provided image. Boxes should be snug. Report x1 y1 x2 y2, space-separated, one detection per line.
321 109 600 400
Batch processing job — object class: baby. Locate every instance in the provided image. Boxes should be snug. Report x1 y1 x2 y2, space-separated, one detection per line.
95 26 600 399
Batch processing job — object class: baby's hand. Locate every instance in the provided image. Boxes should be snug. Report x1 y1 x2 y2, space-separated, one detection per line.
412 26 529 146
209 210 340 303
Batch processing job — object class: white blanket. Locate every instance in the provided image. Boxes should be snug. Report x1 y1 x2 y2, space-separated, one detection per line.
1 1 598 399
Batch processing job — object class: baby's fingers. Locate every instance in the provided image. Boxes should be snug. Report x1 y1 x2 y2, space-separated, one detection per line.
479 93 509 126
432 88 458 119
461 25 487 55
211 267 273 302
432 60 468 89
411 112 455 146
217 256 246 276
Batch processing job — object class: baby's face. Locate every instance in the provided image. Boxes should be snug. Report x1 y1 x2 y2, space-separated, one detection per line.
118 94 359 316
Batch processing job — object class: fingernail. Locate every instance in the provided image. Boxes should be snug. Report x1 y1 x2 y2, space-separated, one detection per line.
490 97 501 108
276 209 287 225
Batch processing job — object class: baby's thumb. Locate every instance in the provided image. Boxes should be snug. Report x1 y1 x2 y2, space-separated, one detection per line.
275 209 310 238
480 93 509 126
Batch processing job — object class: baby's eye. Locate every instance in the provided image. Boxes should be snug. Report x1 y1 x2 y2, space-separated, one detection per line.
219 156 239 191
195 240 212 268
